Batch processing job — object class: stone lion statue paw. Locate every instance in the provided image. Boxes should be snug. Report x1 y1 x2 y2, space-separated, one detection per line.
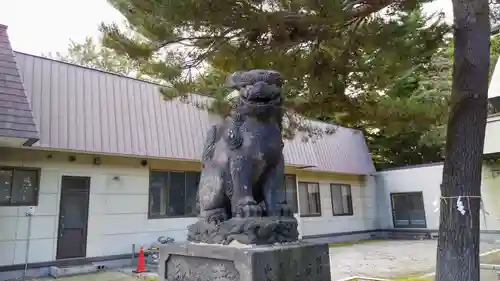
235 198 263 218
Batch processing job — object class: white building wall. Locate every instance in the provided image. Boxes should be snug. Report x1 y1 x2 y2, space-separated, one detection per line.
0 150 196 267
375 164 443 230
485 115 500 155
362 175 378 231
488 58 500 99
376 163 500 232
374 114 500 233
297 174 377 237
479 164 500 232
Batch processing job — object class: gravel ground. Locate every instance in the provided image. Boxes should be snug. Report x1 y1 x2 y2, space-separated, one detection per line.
329 239 500 281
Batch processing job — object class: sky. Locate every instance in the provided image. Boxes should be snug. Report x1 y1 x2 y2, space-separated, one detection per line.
0 0 454 56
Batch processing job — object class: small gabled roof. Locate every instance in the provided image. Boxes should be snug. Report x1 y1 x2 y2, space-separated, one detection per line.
0 25 39 146
13 52 375 175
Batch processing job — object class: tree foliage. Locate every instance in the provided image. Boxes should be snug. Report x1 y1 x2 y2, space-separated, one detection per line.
44 35 163 83
491 2 500 24
371 34 500 168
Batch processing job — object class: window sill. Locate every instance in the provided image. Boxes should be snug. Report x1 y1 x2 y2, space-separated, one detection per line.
332 213 354 217
300 214 322 218
0 203 39 207
393 225 427 229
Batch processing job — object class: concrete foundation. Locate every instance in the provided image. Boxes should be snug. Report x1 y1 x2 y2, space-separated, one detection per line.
158 242 330 281
49 265 100 278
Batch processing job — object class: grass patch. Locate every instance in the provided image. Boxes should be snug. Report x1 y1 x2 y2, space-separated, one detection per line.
391 277 433 281
328 241 360 248
136 276 159 281
349 277 434 281
481 251 500 264
328 239 382 248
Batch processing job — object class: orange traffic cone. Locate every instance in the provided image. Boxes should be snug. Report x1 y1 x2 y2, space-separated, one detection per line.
134 247 146 273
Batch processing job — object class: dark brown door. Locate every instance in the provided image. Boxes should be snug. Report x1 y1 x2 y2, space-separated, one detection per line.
56 176 90 259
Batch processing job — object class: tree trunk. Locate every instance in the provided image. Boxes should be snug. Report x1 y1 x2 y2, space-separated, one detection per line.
435 0 490 280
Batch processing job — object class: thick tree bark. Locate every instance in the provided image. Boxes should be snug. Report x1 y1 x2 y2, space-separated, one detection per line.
435 0 490 280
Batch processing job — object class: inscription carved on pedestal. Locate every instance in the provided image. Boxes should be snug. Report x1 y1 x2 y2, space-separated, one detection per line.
165 255 239 281
257 250 329 281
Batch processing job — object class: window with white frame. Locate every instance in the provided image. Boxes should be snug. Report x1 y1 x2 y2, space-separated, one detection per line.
330 184 353 216
298 182 321 216
148 171 200 218
0 167 39 206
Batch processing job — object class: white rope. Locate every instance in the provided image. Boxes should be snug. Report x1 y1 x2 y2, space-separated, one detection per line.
434 195 489 227
440 196 482 215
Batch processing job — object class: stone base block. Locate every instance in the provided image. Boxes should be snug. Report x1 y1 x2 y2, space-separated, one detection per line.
158 242 330 281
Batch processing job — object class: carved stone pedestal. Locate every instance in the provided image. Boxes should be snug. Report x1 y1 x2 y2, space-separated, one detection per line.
158 242 330 281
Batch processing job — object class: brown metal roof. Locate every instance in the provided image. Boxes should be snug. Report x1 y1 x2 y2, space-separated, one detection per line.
14 51 375 175
0 25 39 145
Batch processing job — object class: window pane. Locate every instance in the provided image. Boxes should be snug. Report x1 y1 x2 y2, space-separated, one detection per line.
408 194 424 210
331 184 353 215
298 182 321 216
185 172 200 216
341 185 352 214
331 185 342 215
284 175 298 213
307 187 315 214
167 172 186 216
149 172 167 217
392 194 411 226
10 170 37 205
407 194 426 226
391 193 427 228
308 183 321 214
310 193 321 214
298 182 309 216
0 169 12 204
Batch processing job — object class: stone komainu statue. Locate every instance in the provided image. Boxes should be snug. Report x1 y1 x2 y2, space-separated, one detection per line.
187 69 299 245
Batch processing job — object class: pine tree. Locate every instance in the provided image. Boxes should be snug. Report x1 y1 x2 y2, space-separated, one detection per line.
98 0 450 139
